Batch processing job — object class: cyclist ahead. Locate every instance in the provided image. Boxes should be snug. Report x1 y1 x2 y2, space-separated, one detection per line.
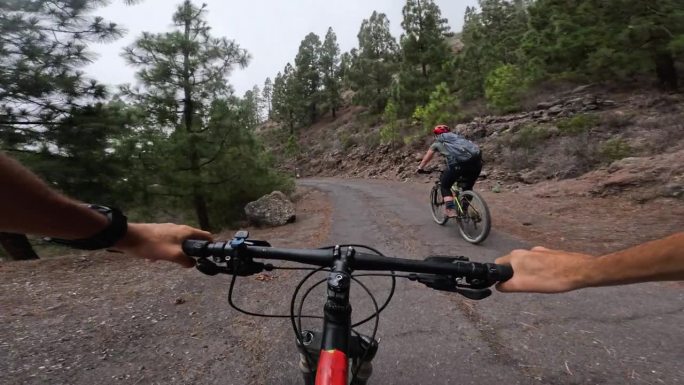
417 125 483 218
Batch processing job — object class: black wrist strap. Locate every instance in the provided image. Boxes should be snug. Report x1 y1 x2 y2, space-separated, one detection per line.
47 205 128 250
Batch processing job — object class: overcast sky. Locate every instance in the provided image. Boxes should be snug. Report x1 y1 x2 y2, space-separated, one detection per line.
86 0 478 95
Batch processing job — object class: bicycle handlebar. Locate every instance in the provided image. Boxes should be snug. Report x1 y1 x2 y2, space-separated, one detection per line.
182 238 512 289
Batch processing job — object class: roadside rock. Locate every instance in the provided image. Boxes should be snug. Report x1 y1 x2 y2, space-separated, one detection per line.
244 191 296 227
548 105 563 115
531 149 684 200
661 183 683 199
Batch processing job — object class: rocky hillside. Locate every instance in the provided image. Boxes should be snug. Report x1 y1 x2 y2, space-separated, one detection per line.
263 85 683 202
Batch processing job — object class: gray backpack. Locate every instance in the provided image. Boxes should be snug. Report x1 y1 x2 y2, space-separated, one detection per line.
437 132 481 165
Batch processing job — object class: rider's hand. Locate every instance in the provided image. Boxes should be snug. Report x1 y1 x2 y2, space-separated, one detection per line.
113 223 213 268
495 247 596 293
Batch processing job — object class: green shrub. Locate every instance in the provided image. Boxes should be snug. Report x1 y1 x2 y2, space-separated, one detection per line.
557 113 599 135
484 64 526 113
509 124 552 148
411 83 461 133
339 131 358 150
380 100 400 144
365 131 381 148
599 111 634 130
355 110 381 127
285 134 299 156
600 138 632 162
403 133 423 146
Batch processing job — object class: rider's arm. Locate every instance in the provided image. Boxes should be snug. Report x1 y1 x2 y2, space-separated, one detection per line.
0 152 211 266
418 148 436 170
495 232 684 293
0 153 109 238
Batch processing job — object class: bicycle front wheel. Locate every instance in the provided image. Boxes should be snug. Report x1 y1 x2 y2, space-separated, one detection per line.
456 190 491 244
430 184 448 225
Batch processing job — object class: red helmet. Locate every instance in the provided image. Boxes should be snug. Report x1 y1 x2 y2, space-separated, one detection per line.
433 125 450 135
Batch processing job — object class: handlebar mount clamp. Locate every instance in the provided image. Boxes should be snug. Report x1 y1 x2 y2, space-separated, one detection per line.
194 231 271 277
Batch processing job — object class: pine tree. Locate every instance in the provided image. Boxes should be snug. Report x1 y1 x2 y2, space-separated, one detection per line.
0 0 129 127
294 33 322 125
122 0 250 230
262 77 273 119
319 27 342 118
272 64 299 134
243 86 262 127
524 0 683 89
457 0 529 99
397 0 453 115
272 72 285 123
348 11 400 113
339 51 353 88
0 0 135 260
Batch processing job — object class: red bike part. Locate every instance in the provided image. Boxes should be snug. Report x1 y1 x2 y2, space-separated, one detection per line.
315 349 348 385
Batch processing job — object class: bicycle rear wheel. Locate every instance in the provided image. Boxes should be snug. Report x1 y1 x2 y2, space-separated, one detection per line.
430 184 448 225
456 190 491 244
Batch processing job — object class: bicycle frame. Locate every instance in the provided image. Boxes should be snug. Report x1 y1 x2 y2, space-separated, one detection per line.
450 186 465 215
433 181 466 216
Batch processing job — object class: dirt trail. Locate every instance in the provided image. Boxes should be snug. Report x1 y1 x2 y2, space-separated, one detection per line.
1 181 682 385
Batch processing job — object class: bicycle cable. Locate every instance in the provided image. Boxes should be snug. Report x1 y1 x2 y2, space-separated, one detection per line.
317 244 397 328
349 276 380 384
296 277 327 338
290 266 328 370
225 243 396 376
290 244 394 372
271 266 322 271
293 272 381 384
227 270 324 320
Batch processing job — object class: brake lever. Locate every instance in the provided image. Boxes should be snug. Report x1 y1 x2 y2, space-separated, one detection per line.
196 258 220 276
409 273 492 300
455 287 491 300
194 256 271 276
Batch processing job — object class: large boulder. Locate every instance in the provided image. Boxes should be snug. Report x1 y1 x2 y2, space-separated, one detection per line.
244 191 296 227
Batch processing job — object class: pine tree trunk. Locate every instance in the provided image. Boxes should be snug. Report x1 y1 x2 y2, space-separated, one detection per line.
0 233 39 260
332 107 337 119
654 51 678 90
192 190 211 231
289 110 295 135
182 14 211 231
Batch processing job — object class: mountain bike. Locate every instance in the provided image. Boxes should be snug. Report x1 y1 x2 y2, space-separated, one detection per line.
183 231 512 385
418 169 491 244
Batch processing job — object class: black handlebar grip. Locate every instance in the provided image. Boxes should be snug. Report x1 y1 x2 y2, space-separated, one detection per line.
496 264 514 282
183 239 210 257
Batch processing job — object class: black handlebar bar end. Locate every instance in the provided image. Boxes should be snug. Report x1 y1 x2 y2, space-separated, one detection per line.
183 239 210 257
